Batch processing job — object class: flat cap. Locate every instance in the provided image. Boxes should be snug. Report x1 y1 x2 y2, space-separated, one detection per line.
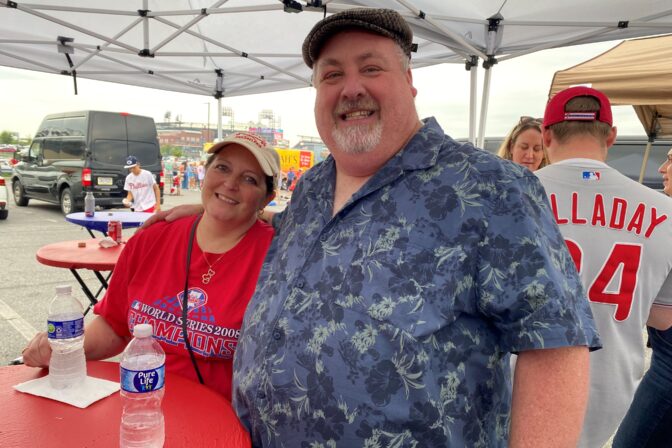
302 8 413 68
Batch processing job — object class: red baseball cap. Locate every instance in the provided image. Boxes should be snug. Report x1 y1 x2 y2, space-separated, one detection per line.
543 86 613 129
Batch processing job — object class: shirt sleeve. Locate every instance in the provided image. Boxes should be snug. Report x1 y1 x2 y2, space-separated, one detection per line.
477 174 602 353
654 269 672 307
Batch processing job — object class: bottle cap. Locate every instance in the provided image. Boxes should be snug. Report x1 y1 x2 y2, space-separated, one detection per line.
133 323 153 338
55 285 72 295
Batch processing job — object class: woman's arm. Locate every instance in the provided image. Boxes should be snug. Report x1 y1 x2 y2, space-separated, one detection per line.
22 315 128 367
83 315 130 360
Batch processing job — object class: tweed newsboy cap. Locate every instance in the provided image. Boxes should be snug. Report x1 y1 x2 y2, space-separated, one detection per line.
302 8 413 68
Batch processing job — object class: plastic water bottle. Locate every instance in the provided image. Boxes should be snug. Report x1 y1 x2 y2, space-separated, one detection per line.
120 323 166 448
47 285 86 389
84 191 95 217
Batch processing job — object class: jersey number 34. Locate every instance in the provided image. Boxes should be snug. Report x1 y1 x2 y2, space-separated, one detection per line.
565 240 642 322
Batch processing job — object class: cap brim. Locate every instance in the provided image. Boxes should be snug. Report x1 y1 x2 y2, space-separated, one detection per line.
124 163 138 169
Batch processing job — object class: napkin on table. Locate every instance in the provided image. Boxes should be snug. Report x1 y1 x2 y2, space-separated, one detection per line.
99 236 119 248
13 375 120 408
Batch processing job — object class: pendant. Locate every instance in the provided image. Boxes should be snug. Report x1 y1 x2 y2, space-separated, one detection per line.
202 267 215 284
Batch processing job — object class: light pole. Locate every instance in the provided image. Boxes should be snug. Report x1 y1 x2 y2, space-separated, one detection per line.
204 102 211 144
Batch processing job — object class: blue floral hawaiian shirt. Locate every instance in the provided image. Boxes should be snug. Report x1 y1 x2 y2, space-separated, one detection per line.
233 117 600 447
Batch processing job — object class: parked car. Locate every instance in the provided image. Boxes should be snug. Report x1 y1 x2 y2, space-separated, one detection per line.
11 110 164 215
464 135 672 191
0 159 13 175
0 176 8 220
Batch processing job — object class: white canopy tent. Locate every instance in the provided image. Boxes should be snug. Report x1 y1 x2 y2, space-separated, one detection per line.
1 0 672 142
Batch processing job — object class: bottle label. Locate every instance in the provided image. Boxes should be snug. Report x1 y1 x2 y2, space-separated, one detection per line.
120 365 165 393
47 318 84 339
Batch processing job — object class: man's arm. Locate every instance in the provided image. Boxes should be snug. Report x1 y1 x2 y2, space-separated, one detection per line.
152 183 161 211
647 305 672 330
510 346 590 447
123 191 133 207
140 203 204 229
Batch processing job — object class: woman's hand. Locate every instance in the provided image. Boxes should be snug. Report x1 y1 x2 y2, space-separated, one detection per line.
22 332 52 368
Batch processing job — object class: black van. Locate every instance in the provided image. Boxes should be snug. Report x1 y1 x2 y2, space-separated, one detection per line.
12 111 163 214
471 135 672 191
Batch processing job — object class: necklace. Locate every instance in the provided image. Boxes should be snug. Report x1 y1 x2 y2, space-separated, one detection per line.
201 251 227 284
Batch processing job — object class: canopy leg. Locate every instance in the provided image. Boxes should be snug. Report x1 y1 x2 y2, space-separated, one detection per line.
477 66 493 148
638 140 653 184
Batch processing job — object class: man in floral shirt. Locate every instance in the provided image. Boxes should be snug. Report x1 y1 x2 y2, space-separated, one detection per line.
230 8 600 447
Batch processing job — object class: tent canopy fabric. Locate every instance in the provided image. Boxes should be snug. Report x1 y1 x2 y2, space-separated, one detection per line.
549 34 672 139
2 0 672 99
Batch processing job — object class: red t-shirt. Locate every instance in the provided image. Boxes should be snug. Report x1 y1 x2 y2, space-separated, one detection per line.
94 215 274 400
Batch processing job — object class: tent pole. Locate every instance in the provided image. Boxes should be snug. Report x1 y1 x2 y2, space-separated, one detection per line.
468 57 478 144
639 117 659 184
217 97 223 141
638 141 652 183
477 67 493 148
639 135 656 184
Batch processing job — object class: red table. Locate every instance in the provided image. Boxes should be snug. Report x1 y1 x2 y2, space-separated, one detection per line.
36 239 124 314
0 361 251 447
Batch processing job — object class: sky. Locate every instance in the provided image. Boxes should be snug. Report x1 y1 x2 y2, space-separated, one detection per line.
0 39 647 147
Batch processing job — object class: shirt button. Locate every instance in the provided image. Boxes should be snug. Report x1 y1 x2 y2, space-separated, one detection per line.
296 280 305 288
319 234 328 242
273 330 282 340
257 390 266 400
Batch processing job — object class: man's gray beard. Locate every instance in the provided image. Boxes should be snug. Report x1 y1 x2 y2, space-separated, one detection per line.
331 121 383 155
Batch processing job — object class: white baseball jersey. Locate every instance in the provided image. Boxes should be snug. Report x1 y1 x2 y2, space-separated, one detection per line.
123 169 157 212
536 158 672 448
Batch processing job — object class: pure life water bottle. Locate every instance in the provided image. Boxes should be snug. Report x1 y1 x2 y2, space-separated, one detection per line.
47 285 86 389
120 323 166 448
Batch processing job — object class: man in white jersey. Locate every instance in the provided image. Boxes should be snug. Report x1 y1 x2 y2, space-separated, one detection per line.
123 155 161 213
535 86 672 448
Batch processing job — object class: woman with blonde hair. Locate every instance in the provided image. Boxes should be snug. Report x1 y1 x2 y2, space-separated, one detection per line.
497 116 548 171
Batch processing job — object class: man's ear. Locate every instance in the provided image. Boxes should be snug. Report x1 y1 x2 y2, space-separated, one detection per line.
406 67 417 98
606 126 617 149
542 127 553 148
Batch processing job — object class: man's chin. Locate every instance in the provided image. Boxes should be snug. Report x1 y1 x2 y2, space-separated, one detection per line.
331 125 382 155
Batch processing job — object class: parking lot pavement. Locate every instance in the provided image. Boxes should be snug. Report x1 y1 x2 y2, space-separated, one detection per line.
0 189 203 365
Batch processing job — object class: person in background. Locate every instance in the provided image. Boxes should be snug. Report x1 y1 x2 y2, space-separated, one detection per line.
612 146 672 447
197 160 206 190
534 86 672 448
164 156 174 195
188 161 197 190
497 116 548 171
122 155 161 213
144 9 600 446
181 160 189 191
285 166 296 190
22 131 280 400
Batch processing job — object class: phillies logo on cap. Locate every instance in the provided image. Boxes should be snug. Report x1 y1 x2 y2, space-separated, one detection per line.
233 132 266 148
582 171 601 181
